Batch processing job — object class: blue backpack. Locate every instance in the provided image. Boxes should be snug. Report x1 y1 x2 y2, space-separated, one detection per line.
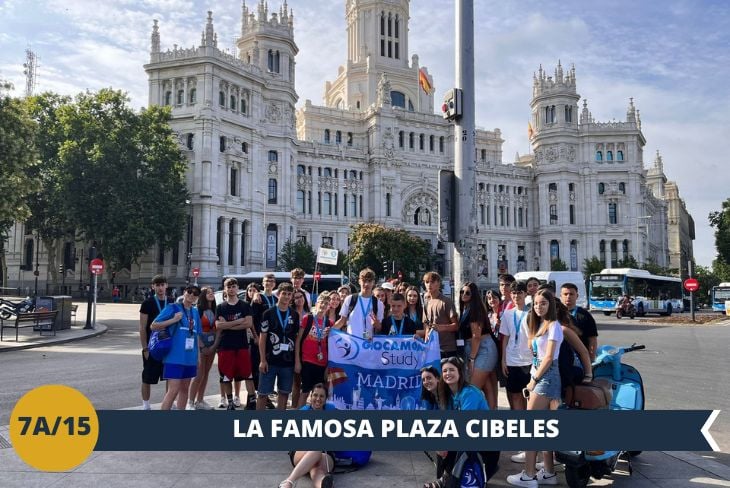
447 451 486 488
332 450 372 470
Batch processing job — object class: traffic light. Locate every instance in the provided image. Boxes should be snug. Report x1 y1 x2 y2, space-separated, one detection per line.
58 264 64 274
382 261 389 276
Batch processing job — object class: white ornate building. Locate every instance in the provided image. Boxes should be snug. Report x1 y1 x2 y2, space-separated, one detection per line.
2 0 694 294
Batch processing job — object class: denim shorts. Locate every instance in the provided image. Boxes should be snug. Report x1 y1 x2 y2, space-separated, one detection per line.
465 336 498 372
258 364 294 396
532 360 561 400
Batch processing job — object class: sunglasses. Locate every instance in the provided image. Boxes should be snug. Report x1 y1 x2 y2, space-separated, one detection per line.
440 356 464 367
185 289 200 297
460 290 471 296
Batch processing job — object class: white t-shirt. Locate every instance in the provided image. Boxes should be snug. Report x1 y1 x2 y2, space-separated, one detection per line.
499 308 532 366
532 320 563 362
339 294 385 339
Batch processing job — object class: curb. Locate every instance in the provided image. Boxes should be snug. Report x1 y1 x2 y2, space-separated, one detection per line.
0 324 108 353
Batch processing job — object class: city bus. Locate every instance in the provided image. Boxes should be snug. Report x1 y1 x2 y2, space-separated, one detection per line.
711 283 730 312
589 268 683 316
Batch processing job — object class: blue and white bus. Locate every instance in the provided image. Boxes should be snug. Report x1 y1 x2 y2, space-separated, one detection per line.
711 283 730 312
589 268 683 316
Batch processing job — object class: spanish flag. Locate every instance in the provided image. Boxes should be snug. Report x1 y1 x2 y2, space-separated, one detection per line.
528 121 534 139
419 68 432 94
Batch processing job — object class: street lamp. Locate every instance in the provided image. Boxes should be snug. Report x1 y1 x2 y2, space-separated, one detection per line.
255 189 267 269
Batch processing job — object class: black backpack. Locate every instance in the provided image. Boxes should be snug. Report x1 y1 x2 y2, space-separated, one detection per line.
347 293 379 318
446 451 487 488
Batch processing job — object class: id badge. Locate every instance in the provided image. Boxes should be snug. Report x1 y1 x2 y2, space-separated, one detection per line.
317 352 324 361
185 337 195 351
456 339 465 347
279 343 290 352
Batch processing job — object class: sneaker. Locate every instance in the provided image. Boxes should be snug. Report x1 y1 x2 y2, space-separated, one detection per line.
246 397 257 410
218 396 227 409
171 404 178 410
185 403 195 411
506 470 538 488
266 398 277 410
142 404 151 411
226 401 237 411
536 461 564 472
233 396 242 407
535 468 558 485
511 451 527 463
194 400 214 410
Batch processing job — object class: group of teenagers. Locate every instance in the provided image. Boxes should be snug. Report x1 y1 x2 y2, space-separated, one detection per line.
137 267 598 488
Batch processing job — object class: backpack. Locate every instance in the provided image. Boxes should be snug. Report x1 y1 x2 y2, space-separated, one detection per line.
347 293 379 318
446 451 487 488
331 450 372 473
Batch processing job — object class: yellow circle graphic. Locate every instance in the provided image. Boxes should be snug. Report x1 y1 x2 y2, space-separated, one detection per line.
9 385 99 471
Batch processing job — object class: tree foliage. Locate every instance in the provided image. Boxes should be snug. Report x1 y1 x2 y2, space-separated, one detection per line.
48 89 188 272
0 94 39 231
347 223 431 281
582 256 604 279
277 239 316 273
709 198 730 266
550 258 568 271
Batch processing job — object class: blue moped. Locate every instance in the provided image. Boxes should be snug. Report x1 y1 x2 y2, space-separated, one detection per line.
556 343 646 488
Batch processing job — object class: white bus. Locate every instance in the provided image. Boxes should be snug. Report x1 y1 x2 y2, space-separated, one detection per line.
589 268 683 316
513 271 587 308
711 283 730 312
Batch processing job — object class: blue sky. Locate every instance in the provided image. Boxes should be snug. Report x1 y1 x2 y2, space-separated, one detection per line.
1 0 728 268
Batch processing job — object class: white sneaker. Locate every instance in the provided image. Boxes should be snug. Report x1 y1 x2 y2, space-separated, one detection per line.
233 396 242 407
185 403 195 411
142 404 151 411
506 470 538 488
218 396 227 408
535 468 558 485
171 404 178 410
536 461 564 472
195 400 214 410
511 451 527 463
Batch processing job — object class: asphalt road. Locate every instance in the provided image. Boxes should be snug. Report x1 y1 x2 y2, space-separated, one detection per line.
0 304 728 452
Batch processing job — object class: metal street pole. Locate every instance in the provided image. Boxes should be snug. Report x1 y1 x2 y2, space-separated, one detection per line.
453 0 476 294
689 259 695 323
84 246 96 329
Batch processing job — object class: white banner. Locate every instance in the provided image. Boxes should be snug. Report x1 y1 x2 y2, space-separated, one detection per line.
317 247 339 265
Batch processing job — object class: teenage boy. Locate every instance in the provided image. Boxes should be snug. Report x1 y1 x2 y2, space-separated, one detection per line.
336 268 384 338
499 281 532 411
274 268 311 310
421 271 459 358
560 283 598 360
249 274 277 408
498 274 517 313
379 293 419 336
216 278 254 411
525 276 540 307
258 282 299 410
139 275 169 410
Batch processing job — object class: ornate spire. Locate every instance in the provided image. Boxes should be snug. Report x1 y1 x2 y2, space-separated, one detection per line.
626 97 636 122
556 59 563 83
654 150 664 172
203 11 217 47
580 99 591 124
241 0 249 34
151 19 160 54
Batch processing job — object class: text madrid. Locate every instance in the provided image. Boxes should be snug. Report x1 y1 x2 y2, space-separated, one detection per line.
233 419 560 439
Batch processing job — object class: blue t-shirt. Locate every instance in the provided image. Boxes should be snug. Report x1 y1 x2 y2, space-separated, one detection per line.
448 384 488 411
420 398 439 410
299 402 337 411
154 303 202 366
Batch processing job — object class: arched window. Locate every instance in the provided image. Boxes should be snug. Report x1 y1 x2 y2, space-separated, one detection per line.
219 136 226 153
549 183 557 192
481 149 486 161
617 150 624 161
230 95 236 111
164 91 172 105
607 150 613 161
398 131 404 148
324 167 332 177
550 240 560 262
241 98 247 114
623 239 630 261
610 240 618 267
596 151 603 161
335 130 342 144
350 194 357 216
189 88 196 104
419 133 424 150
230 167 238 196
608 202 618 224
619 182 626 194
176 90 184 105
439 136 444 153
565 105 573 123
391 91 406 108
550 204 558 225
324 129 330 144
347 132 353 146
268 178 278 204
409 132 414 149
598 183 605 194
241 142 248 153
219 91 225 107
268 150 278 162
297 190 305 213
297 164 306 175
599 240 606 264
186 133 194 150
323 192 332 215
267 50 280 73
380 11 385 35
395 15 399 38
429 135 434 152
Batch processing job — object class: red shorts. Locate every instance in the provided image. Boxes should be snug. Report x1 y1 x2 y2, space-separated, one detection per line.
217 348 252 382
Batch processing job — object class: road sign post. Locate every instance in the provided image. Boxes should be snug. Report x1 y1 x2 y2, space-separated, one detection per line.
84 248 97 329
89 258 104 329
192 267 200 286
686 261 697 322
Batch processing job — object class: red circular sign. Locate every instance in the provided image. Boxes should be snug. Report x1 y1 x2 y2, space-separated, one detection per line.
683 278 699 292
192 267 200 278
89 258 104 275
314 272 321 281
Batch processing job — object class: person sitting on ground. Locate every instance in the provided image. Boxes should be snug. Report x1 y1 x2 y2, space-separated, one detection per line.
280 383 336 488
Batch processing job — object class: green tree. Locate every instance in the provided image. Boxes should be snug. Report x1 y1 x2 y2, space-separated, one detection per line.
550 258 568 271
582 256 605 279
55 89 188 272
347 223 431 281
617 255 639 268
709 198 730 266
277 239 316 273
694 265 720 306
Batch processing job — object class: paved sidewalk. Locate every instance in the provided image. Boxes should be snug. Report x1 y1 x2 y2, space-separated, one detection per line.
1 309 729 487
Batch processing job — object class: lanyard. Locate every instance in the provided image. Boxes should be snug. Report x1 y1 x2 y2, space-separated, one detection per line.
184 306 194 336
570 308 578 318
263 294 275 308
276 307 291 334
358 296 372 327
460 307 470 326
531 338 539 367
390 316 405 335
513 310 525 344
410 311 419 324
313 315 326 341
154 296 166 313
